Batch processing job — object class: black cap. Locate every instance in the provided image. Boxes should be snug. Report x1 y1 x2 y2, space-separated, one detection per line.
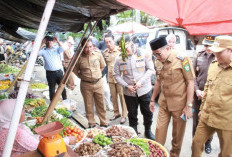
45 36 53 41
149 37 167 50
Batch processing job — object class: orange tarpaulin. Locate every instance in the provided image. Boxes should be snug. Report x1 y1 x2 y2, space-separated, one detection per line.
117 0 232 35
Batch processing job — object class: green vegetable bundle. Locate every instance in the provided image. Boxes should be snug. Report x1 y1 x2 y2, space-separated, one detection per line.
119 34 128 61
31 105 48 117
0 64 20 74
56 108 70 117
30 83 48 89
127 138 150 156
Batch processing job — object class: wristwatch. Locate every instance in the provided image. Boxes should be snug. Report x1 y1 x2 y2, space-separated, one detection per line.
187 103 193 107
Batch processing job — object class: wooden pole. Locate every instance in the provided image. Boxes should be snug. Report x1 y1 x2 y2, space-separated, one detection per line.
42 20 100 123
6 60 28 92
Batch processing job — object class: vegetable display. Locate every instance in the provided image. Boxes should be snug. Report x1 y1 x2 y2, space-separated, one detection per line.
9 91 38 99
87 128 106 138
24 98 46 107
31 105 48 117
127 138 150 156
0 80 11 90
0 93 8 101
0 64 20 74
63 126 84 142
93 134 113 146
56 108 71 117
74 143 101 156
106 125 132 139
30 82 48 89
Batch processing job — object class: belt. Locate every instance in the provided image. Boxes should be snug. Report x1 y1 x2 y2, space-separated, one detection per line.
82 78 101 84
46 69 61 73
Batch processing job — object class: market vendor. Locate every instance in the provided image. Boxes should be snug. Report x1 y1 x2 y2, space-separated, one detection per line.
0 99 77 156
39 36 67 101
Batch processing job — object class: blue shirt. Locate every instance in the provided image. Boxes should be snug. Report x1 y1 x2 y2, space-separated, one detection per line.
39 46 63 71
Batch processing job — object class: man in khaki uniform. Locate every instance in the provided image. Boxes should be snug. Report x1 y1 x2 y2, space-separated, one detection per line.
73 38 108 128
192 36 232 157
104 34 127 124
149 37 195 157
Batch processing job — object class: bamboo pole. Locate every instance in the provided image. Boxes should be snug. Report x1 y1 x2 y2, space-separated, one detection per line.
2 0 56 156
42 20 100 123
6 60 28 93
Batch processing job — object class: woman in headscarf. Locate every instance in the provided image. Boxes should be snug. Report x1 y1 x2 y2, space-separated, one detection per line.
0 99 76 156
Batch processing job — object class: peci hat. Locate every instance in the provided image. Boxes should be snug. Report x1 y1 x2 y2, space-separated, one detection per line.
202 35 217 46
149 37 167 51
209 35 232 53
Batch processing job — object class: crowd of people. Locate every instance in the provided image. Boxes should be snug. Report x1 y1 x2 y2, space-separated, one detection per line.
0 31 232 157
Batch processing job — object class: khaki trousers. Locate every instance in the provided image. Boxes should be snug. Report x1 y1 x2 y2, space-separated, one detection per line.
192 121 232 157
109 82 127 118
155 107 186 157
80 79 107 126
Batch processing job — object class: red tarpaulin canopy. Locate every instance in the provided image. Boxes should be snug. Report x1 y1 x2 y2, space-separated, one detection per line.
117 0 232 35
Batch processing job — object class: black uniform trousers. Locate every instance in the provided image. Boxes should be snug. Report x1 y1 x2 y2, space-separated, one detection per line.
46 69 67 101
124 90 153 128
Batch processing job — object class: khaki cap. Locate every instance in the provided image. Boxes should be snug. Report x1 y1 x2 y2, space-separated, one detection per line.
209 35 232 53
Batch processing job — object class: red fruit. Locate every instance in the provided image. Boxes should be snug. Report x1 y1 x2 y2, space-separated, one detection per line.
66 130 71 134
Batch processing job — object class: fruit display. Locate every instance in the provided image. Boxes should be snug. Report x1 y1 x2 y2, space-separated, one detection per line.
0 64 20 74
86 128 106 138
24 98 46 107
63 126 85 143
30 82 48 89
74 143 101 156
107 142 145 157
106 125 132 139
0 80 11 90
93 134 113 146
31 105 48 117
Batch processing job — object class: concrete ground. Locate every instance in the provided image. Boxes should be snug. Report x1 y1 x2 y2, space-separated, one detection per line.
32 65 220 157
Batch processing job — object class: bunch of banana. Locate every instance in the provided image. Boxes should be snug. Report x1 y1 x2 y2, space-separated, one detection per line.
119 34 128 61
0 84 9 90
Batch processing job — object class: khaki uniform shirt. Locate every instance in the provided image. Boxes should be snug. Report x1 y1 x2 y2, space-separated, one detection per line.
200 61 232 131
73 51 106 82
155 51 195 111
104 47 120 83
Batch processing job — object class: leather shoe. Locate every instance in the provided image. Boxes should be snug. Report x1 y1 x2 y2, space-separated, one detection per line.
205 143 212 154
88 124 96 128
100 124 109 128
110 115 121 121
120 117 127 124
145 128 155 140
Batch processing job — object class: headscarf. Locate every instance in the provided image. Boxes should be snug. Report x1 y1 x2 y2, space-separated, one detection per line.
0 99 17 129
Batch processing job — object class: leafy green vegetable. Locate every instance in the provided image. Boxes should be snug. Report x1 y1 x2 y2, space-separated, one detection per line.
0 93 8 101
0 64 20 74
127 138 150 156
31 105 48 117
56 108 70 117
51 117 74 137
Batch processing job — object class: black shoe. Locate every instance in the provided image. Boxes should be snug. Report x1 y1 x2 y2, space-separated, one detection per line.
205 143 212 154
110 115 121 121
145 128 155 140
100 124 109 128
88 124 96 128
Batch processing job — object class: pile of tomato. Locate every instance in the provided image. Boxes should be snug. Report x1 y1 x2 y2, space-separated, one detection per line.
63 126 84 142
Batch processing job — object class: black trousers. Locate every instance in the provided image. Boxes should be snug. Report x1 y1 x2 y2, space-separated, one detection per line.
193 94 213 144
46 69 67 101
124 90 153 128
